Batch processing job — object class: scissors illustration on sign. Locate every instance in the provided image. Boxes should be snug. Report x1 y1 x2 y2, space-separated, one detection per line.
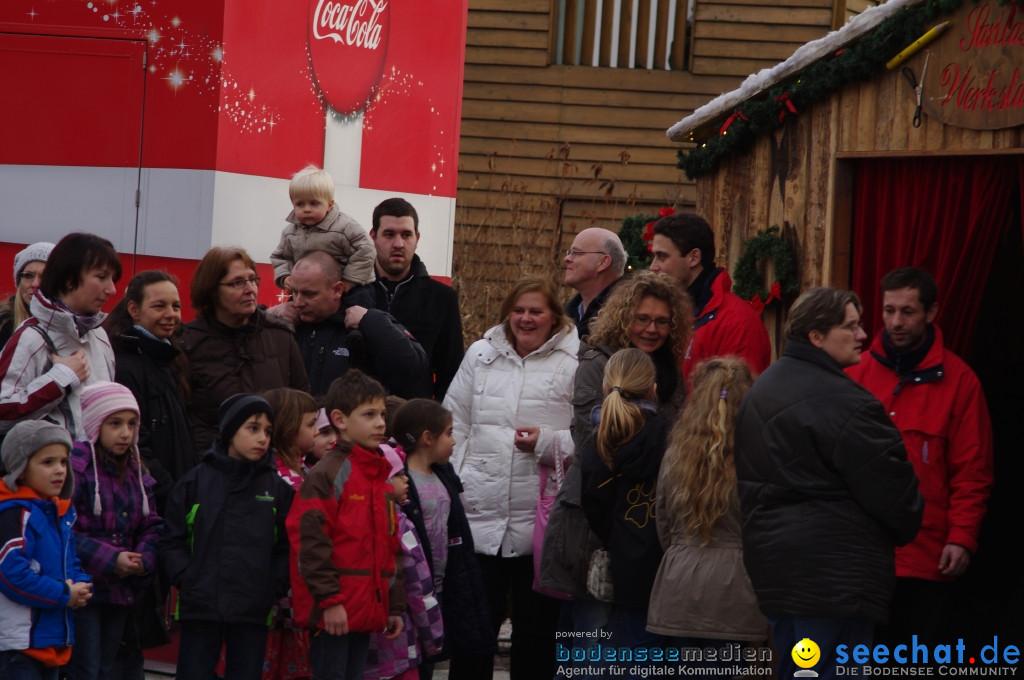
902 52 930 128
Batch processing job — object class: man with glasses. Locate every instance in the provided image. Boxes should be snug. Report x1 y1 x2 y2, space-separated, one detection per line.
649 213 770 380
562 228 626 334
847 268 992 649
735 287 923 680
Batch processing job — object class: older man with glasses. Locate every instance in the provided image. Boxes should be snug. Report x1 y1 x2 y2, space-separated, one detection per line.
562 228 626 334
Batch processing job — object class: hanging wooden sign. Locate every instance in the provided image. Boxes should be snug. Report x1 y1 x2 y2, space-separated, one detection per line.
920 0 1024 130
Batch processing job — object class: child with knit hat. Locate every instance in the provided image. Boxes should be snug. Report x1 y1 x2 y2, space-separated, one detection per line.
67 381 163 680
159 393 294 680
0 420 92 680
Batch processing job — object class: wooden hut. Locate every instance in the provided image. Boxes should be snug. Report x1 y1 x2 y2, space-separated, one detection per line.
452 0 877 338
669 0 1023 646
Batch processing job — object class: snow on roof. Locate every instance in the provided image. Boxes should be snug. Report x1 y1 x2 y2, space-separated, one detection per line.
667 0 923 142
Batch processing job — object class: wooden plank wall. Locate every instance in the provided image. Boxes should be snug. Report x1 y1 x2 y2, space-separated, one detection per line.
453 0 871 340
690 0 836 76
695 63 1024 354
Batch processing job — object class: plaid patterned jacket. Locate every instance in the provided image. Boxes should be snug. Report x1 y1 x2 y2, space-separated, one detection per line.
364 512 444 678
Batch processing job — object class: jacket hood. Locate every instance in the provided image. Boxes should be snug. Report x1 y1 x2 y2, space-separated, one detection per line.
203 440 276 485
185 308 295 344
482 322 578 362
30 291 107 340
0 479 74 515
284 202 341 231
114 330 181 363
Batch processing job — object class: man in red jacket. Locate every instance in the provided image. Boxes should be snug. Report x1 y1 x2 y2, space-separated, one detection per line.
848 267 993 647
649 213 770 381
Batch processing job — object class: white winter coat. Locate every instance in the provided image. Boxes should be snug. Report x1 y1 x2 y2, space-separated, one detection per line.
0 293 114 440
443 323 579 557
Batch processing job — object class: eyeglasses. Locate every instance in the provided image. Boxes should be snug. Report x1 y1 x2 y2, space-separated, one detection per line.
565 248 607 259
632 314 671 329
18 272 40 282
839 320 865 334
220 276 261 290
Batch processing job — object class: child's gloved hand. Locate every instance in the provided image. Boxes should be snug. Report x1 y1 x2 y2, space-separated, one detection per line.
383 615 404 640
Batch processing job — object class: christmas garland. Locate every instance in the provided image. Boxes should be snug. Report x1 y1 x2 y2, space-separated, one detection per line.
618 207 675 270
677 0 965 179
732 226 800 313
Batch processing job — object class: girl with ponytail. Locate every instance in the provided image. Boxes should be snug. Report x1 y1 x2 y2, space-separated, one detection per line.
581 348 671 669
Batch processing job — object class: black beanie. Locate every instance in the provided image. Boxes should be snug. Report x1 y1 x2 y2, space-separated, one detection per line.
218 394 274 447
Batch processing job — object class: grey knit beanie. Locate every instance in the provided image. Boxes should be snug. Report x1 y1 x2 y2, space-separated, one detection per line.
13 242 55 289
2 421 74 496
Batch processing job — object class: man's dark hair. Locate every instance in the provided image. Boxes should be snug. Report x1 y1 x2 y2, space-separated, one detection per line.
372 198 419 233
652 213 715 270
785 287 862 342
40 232 122 301
880 267 938 310
325 369 387 416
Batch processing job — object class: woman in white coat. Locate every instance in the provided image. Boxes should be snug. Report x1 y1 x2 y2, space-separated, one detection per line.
443 275 579 680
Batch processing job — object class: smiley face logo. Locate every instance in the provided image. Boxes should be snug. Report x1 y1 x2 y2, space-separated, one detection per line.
792 638 821 669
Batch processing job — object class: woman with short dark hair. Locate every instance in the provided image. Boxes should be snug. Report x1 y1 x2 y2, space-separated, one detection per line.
0 232 122 440
180 246 309 451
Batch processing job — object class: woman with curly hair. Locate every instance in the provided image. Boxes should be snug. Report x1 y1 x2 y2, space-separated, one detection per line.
646 357 767 656
540 271 692 639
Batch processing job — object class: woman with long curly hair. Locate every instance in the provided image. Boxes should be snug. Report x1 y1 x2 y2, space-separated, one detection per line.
646 357 767 653
540 271 692 646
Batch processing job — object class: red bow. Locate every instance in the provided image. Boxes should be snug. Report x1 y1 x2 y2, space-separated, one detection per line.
643 207 675 253
719 110 749 136
776 92 798 122
749 282 782 315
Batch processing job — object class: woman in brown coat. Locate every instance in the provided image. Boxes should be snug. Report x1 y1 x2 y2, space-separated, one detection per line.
180 247 309 451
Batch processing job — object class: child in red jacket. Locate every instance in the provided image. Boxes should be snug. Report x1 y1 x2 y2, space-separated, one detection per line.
286 370 405 680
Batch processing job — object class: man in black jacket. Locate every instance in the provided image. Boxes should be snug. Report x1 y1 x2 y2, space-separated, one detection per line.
735 287 923 680
370 198 464 400
290 251 431 398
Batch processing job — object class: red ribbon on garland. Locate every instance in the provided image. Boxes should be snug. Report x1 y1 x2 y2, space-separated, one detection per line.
748 281 783 314
719 110 749 136
642 207 676 253
775 92 798 122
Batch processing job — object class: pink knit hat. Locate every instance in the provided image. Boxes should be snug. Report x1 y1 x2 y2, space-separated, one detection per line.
79 382 149 517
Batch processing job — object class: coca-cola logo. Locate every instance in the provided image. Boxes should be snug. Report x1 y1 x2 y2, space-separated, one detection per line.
309 0 390 115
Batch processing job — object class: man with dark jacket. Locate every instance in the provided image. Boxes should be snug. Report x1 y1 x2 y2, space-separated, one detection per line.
291 251 431 398
649 213 771 380
847 268 992 647
735 287 923 680
370 198 464 400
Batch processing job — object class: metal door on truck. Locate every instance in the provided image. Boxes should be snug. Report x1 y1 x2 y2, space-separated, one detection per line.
0 33 145 253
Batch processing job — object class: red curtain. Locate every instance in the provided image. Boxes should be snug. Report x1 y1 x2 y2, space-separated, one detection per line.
850 156 1019 359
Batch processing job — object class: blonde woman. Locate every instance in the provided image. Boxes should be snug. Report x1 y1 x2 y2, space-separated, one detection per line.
647 357 767 652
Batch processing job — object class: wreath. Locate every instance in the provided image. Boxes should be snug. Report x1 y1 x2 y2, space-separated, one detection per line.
732 225 800 313
618 207 674 271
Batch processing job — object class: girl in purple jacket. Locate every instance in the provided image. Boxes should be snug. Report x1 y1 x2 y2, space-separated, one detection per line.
68 381 162 680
